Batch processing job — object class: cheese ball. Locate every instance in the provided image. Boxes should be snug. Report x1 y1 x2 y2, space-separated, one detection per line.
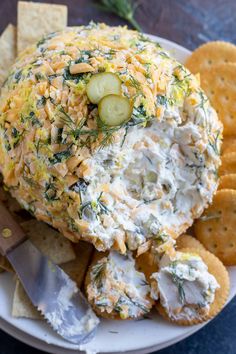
0 23 222 251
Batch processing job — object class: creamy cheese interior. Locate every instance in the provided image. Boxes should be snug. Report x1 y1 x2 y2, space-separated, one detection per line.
151 252 219 320
0 23 222 252
87 251 152 319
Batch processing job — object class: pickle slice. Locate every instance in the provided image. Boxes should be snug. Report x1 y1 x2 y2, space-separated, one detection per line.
98 94 132 126
86 72 121 104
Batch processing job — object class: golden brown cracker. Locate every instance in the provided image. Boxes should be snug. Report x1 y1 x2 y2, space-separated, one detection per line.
21 220 75 264
136 251 158 281
222 137 236 155
194 189 236 265
176 234 205 251
0 24 16 86
219 152 236 176
157 248 230 325
17 1 68 53
185 41 236 74
218 174 236 190
61 241 94 289
85 251 153 320
198 64 236 136
12 279 42 319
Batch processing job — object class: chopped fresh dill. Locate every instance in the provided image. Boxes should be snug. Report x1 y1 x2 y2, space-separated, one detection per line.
36 96 47 108
78 192 110 219
156 94 168 106
208 130 221 156
170 269 186 305
129 75 141 90
92 261 106 287
70 178 88 204
44 182 58 201
49 147 71 164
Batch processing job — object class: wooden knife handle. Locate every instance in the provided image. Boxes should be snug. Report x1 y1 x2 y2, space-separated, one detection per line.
0 202 27 256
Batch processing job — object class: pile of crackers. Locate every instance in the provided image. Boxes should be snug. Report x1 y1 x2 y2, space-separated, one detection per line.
186 42 236 266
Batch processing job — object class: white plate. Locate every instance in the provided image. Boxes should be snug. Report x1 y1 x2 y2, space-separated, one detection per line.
0 35 235 354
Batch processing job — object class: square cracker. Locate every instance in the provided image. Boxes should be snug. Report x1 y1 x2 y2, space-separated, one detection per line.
12 279 42 319
0 24 16 86
17 1 68 53
21 220 75 265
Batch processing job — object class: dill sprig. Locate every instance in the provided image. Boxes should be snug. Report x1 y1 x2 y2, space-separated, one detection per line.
97 0 142 32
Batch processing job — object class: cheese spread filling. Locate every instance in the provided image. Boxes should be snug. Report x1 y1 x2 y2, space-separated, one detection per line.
87 251 152 319
151 252 219 320
0 23 222 252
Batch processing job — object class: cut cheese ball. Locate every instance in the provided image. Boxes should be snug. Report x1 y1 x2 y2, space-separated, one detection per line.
0 24 222 253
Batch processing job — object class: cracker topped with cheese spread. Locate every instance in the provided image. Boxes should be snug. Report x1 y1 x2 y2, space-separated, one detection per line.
0 23 222 252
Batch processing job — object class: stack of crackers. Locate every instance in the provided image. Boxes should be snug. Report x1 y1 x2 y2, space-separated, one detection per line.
0 1 235 324
185 42 236 267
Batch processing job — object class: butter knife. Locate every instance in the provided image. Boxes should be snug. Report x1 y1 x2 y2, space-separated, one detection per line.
0 202 99 344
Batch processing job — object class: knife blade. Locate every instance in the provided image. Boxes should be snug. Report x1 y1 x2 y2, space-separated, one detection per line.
0 203 99 344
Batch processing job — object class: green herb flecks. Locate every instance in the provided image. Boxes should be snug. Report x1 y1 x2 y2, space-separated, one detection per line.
114 293 150 316
36 96 47 108
196 90 209 123
44 182 58 201
153 231 170 246
57 107 75 129
129 75 141 91
97 0 142 32
37 32 57 48
49 147 71 164
75 50 93 64
21 111 42 127
156 95 168 106
11 127 23 148
62 104 150 150
70 178 88 204
208 130 221 156
78 192 110 220
91 261 107 288
14 70 22 83
170 267 186 305
63 65 84 83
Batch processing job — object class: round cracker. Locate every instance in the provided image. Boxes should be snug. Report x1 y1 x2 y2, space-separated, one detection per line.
157 247 230 326
176 234 205 251
219 152 236 176
198 64 236 136
85 251 153 320
194 189 236 265
222 137 236 155
218 174 236 190
185 41 236 74
85 252 122 320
